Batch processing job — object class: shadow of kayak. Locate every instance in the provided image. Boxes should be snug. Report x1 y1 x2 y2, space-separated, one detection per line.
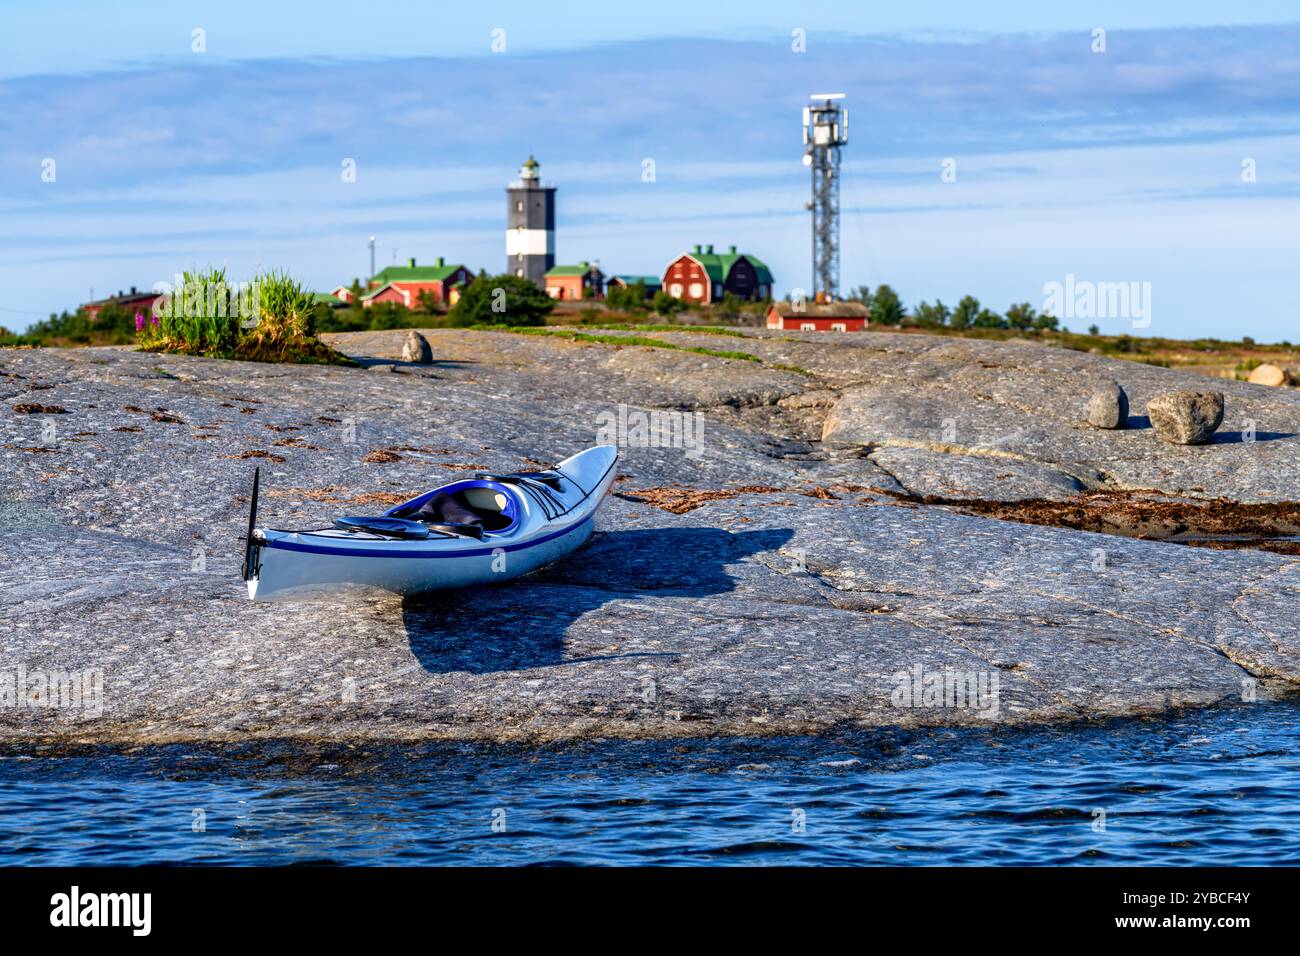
400 526 793 674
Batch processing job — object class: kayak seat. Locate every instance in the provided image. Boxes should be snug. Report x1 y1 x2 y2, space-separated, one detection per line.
404 489 514 533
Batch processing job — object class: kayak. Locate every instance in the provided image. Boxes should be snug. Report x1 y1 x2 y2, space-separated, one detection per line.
242 445 617 601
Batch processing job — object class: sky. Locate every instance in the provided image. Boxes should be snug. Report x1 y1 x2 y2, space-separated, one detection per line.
1 1 1298 339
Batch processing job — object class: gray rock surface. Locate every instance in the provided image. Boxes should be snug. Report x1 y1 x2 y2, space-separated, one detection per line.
1147 390 1225 445
2 328 1297 748
1085 380 1129 429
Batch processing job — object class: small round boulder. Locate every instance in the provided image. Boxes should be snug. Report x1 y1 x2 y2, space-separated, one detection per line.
402 330 433 364
1146 390 1224 445
1085 380 1129 429
1247 363 1286 387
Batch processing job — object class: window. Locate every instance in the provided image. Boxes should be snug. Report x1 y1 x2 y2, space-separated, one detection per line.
516 253 524 262
801 323 815 331
688 282 704 299
515 201 523 212
515 268 523 277
832 323 846 332
669 283 683 297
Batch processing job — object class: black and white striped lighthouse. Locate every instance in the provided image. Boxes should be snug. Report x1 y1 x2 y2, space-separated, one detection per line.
505 155 555 288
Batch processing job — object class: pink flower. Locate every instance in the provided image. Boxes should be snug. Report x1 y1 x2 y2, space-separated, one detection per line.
134 311 145 332
150 314 159 327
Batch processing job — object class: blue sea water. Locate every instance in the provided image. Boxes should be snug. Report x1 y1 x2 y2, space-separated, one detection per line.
1 703 1298 866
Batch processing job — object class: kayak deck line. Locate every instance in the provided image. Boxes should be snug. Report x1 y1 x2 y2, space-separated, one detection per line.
260 509 596 559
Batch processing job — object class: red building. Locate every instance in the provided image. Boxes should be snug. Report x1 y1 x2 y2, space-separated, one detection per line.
360 257 474 309
545 261 604 300
661 244 773 303
766 301 869 331
81 287 165 321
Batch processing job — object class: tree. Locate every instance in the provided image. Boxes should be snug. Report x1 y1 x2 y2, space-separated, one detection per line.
1033 311 1060 331
951 295 980 330
606 281 649 312
912 300 951 328
447 274 554 327
1005 302 1037 331
367 302 415 330
415 288 440 314
315 304 369 333
870 284 904 325
651 290 686 316
1088 324 1100 336
715 292 749 317
974 308 1006 329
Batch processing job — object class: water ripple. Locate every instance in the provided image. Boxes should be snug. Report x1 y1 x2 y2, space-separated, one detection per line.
2 702 1299 865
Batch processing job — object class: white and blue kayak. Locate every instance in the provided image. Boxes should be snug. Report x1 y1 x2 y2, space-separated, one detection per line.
242 445 617 601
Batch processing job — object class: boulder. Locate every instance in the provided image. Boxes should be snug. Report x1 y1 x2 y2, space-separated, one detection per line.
1084 380 1129 429
401 330 433 364
1147 390 1224 445
1248 363 1287 387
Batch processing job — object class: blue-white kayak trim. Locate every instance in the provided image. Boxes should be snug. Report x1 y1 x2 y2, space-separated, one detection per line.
259 509 596 559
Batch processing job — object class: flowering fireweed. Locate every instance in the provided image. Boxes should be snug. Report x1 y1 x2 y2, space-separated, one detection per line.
139 268 352 365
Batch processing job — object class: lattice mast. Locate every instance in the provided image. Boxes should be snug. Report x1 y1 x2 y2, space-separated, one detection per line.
802 94 848 301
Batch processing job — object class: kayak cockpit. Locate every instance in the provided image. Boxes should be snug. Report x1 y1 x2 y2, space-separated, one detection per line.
385 478 522 534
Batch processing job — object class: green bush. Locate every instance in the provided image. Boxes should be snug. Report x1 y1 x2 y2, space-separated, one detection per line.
951 295 980 330
447 274 553 327
651 290 686 316
142 267 243 355
911 300 950 327
255 269 316 338
367 302 418 330
314 305 371 333
606 282 650 311
1005 302 1037 330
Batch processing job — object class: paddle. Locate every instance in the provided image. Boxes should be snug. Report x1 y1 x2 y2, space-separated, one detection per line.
241 466 260 580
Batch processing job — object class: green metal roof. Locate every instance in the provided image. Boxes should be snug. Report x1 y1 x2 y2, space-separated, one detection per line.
681 247 772 285
368 261 462 286
742 254 774 285
611 275 662 287
545 262 600 277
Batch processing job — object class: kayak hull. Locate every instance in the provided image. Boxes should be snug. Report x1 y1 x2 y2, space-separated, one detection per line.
245 445 615 602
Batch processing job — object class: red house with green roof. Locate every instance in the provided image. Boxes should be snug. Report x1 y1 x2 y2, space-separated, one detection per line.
360 257 474 309
661 244 773 303
545 261 604 301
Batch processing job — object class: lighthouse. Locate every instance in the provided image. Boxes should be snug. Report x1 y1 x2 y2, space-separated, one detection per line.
505 155 556 288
